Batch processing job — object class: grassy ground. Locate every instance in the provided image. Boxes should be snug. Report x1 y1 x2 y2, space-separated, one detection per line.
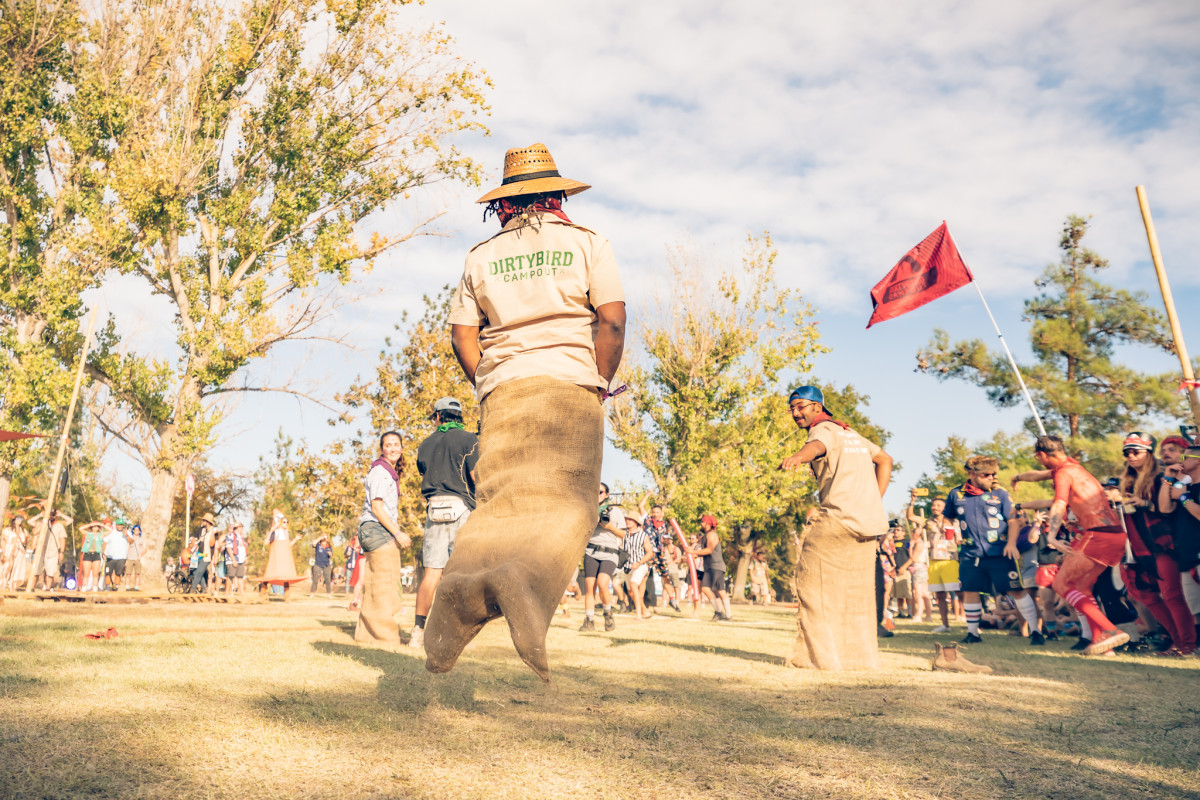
1 595 1198 800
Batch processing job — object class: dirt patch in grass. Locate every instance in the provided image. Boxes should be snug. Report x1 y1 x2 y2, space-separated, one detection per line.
2 599 1197 799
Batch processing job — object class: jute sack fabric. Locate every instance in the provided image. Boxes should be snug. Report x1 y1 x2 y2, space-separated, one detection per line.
788 510 880 671
355 542 403 645
425 376 603 680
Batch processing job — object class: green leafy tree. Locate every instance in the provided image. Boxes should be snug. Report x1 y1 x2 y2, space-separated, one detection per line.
607 235 836 597
76 0 490 577
917 215 1185 443
336 287 479 542
0 0 146 523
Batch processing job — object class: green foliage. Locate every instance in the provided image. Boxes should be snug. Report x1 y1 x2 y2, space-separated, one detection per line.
607 234 890 567
917 215 1186 443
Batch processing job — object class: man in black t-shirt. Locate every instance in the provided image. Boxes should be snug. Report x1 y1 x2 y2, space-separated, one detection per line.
410 397 480 649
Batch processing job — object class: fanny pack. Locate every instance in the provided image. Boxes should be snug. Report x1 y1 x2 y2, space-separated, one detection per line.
587 544 630 569
428 495 469 523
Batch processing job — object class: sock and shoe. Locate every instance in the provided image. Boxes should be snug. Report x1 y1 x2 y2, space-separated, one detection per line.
931 624 952 634
1010 594 1045 645
603 605 615 631
877 624 895 638
963 602 983 642
580 606 596 631
932 642 993 674
408 615 427 649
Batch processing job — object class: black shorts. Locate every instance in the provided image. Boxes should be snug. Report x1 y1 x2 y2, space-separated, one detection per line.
105 559 126 577
959 556 1022 595
702 568 725 592
583 553 617 580
82 552 101 562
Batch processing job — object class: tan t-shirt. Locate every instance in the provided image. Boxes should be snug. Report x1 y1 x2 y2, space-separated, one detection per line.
807 421 888 538
448 214 624 400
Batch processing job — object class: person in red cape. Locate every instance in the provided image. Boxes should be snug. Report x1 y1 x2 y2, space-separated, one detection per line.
779 385 893 671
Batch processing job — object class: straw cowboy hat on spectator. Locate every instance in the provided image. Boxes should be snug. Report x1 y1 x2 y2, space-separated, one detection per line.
477 143 590 204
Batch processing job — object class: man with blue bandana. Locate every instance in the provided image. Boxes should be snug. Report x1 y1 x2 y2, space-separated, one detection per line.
779 385 892 671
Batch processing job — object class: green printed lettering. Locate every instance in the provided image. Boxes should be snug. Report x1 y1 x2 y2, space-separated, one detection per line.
505 257 515 272
489 261 499 275
550 251 562 267
536 251 545 267
562 251 573 267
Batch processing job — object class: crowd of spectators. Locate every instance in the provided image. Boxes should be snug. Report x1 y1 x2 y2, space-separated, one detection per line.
879 430 1200 659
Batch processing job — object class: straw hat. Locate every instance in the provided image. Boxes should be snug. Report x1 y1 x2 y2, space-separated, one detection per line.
476 143 590 204
199 512 216 527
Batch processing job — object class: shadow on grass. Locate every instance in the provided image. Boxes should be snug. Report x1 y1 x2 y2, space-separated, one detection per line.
605 635 784 666
303 633 1200 800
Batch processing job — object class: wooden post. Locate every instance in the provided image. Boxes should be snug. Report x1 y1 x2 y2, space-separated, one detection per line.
25 310 98 592
1136 186 1200 429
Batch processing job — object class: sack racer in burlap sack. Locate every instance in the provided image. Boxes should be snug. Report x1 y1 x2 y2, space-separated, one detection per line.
424 144 626 681
779 385 893 671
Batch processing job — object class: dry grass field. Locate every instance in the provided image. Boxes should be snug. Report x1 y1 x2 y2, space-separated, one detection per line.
2 595 1198 800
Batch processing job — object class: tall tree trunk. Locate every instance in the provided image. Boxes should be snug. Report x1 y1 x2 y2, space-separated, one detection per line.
138 466 184 587
730 524 754 601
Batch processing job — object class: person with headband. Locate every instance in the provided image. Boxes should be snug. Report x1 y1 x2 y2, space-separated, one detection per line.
1117 432 1195 656
779 385 892 671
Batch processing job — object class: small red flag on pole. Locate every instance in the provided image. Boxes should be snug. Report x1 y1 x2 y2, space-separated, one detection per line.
866 222 974 328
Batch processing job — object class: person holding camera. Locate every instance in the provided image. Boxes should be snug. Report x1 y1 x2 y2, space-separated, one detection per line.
410 397 480 650
580 483 627 632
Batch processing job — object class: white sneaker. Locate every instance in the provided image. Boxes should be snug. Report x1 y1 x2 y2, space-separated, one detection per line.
408 627 425 649
931 625 952 634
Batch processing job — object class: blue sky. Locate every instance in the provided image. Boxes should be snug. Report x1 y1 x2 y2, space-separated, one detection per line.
97 2 1200 519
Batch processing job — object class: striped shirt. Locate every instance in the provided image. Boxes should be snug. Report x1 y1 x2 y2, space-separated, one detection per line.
622 527 654 566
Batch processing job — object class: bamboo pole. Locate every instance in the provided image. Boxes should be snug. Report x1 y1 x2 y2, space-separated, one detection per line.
25 310 98 592
1136 186 1200 429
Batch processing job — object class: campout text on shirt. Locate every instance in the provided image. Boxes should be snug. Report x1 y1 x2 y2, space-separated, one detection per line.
449 214 624 401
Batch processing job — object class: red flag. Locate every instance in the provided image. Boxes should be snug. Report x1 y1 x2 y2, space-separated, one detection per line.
0 430 47 442
866 222 974 328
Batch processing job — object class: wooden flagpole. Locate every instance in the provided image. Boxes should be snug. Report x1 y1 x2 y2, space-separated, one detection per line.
970 281 1048 436
1135 185 1200 429
25 310 98 592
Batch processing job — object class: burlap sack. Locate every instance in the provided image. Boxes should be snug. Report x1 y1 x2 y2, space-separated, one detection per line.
424 376 603 680
354 541 403 646
788 511 880 671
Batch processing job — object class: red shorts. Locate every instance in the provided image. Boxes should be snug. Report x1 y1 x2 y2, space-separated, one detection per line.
1071 529 1126 568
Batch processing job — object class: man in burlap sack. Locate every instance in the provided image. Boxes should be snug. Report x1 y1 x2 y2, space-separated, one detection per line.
424 143 625 681
355 431 412 645
779 385 893 670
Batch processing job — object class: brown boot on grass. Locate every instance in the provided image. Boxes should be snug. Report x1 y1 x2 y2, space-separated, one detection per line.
932 642 993 674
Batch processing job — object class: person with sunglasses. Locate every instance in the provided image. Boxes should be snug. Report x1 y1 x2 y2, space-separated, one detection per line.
944 455 1044 645
1116 432 1196 656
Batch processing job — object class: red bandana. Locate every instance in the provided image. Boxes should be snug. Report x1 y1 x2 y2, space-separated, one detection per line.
807 412 850 431
495 197 572 227
961 481 985 496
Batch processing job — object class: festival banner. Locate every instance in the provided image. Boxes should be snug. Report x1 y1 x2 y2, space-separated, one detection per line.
866 222 974 328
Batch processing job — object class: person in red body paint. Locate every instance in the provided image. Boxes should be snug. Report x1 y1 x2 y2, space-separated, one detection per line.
1024 435 1129 656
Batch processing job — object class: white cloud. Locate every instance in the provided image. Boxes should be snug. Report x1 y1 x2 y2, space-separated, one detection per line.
97 1 1200 509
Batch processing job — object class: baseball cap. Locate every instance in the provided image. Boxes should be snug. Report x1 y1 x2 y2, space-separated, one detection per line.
432 397 463 416
788 385 824 407
1162 435 1191 451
